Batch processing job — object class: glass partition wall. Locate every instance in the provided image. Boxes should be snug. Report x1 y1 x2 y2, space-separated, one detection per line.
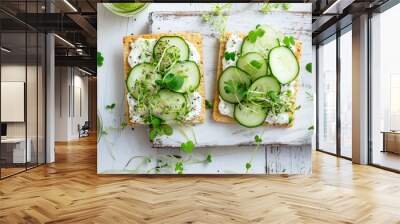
0 1 46 179
316 27 353 159
370 3 400 172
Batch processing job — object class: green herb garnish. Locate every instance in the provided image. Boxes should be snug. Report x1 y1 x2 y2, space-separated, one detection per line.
224 80 248 100
175 161 184 174
97 51 104 67
105 103 116 111
254 135 262 144
205 100 213 109
151 116 162 127
180 140 195 153
158 73 185 91
202 3 232 35
205 153 212 163
282 3 290 10
283 36 295 48
120 121 128 129
248 26 265 43
260 3 291 14
148 116 174 142
224 51 236 61
161 124 173 136
245 162 252 172
306 63 312 73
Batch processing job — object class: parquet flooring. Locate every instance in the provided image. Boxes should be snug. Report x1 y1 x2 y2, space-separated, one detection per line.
1 135 400 224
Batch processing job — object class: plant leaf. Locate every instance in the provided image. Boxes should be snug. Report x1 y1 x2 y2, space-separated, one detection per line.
120 121 128 129
105 103 116 111
175 161 184 174
180 140 195 153
205 100 213 109
254 135 262 144
150 116 162 127
245 162 252 171
306 63 312 73
164 73 185 91
97 51 104 67
205 153 212 163
224 51 236 61
283 36 295 48
161 124 173 136
149 127 159 142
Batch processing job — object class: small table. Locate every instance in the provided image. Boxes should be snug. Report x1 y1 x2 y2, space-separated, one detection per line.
1 138 31 164
381 131 400 154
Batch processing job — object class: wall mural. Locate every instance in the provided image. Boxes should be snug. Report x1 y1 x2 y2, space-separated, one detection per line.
97 3 313 174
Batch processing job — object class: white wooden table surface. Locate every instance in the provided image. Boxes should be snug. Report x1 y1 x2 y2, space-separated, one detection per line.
97 3 313 174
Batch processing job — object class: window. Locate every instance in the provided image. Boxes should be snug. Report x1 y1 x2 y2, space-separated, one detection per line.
370 3 400 171
317 36 337 154
340 28 352 158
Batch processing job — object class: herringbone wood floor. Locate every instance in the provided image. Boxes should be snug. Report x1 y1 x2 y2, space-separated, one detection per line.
1 135 400 224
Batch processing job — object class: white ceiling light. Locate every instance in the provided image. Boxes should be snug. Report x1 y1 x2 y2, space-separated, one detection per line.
323 0 355 15
63 0 78 12
1 47 11 53
78 67 92 76
54 34 75 48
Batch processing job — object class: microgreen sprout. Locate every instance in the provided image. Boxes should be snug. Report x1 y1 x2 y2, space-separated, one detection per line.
224 51 236 61
105 103 116 111
97 51 104 67
283 36 295 48
260 3 291 14
306 63 312 73
245 134 263 173
202 3 232 35
205 100 213 109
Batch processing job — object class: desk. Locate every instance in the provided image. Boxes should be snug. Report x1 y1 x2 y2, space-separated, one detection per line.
382 131 400 154
1 138 31 163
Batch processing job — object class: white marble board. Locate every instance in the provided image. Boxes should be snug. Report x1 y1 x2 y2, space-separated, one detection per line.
150 6 313 148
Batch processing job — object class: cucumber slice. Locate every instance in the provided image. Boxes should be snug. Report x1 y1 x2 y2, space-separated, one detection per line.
241 25 284 58
168 61 201 93
218 67 252 104
248 76 281 102
268 46 299 84
153 36 190 71
152 89 187 121
234 102 268 128
236 52 268 81
126 63 161 99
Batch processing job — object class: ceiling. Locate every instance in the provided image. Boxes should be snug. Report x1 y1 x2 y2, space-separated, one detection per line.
1 0 396 75
312 0 392 43
0 0 97 75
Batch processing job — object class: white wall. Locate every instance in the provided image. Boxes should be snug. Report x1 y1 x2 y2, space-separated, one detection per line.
54 67 89 141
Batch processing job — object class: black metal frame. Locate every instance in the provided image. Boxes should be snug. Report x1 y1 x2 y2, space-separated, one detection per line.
315 23 353 161
0 0 47 180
